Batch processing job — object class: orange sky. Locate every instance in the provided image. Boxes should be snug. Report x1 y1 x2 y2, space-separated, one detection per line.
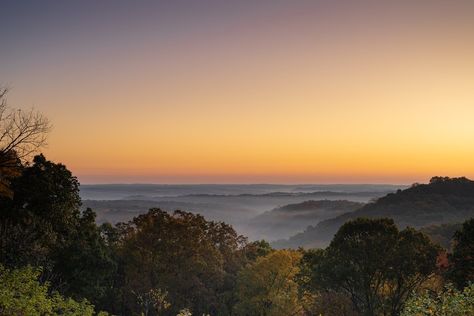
2 1 474 184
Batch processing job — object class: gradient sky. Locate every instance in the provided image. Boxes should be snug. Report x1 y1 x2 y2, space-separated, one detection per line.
1 0 474 184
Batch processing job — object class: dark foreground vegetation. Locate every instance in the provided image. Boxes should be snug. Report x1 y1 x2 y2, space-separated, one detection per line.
0 90 473 315
0 154 473 315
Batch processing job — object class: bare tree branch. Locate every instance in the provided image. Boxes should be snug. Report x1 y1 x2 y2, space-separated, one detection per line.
0 88 51 163
0 88 52 197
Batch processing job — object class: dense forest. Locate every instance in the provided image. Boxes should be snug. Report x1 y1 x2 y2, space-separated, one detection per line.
0 90 473 315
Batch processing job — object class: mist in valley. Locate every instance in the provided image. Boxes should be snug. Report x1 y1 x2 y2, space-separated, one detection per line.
81 184 405 241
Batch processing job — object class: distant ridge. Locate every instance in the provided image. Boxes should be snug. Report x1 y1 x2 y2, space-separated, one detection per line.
258 200 364 213
79 183 404 200
247 200 363 241
273 177 474 249
179 191 386 198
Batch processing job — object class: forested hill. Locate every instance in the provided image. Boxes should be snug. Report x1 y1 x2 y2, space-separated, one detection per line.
274 177 474 248
246 200 363 241
264 200 364 213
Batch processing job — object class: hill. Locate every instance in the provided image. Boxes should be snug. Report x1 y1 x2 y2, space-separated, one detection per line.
273 177 474 248
247 200 363 241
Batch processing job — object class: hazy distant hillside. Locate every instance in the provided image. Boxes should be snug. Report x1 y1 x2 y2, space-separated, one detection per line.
247 200 364 241
80 184 402 240
79 184 403 200
82 199 222 224
274 177 474 248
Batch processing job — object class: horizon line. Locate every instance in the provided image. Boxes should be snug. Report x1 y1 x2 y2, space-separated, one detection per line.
79 182 411 186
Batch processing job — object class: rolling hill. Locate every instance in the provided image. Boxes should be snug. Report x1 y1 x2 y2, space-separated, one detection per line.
247 200 364 241
273 177 474 248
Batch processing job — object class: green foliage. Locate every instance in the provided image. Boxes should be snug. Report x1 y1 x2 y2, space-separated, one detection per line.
53 207 117 306
0 264 102 316
242 240 273 262
298 218 441 316
176 308 193 316
302 291 359 316
132 288 171 316
0 154 82 268
234 250 303 316
0 155 116 309
116 208 247 316
1 156 271 315
0 265 52 315
448 219 474 289
1 154 470 316
402 283 474 316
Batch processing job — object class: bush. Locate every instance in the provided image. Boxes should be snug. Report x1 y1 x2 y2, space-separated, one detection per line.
402 283 474 316
0 264 105 316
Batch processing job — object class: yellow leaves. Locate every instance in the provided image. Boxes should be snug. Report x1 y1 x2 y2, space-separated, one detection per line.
234 250 304 316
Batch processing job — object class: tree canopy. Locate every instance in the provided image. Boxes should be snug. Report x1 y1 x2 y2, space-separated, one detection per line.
0 151 472 316
448 218 474 289
234 249 303 316
298 218 441 316
0 264 105 316
402 283 474 316
0 155 115 309
115 208 248 315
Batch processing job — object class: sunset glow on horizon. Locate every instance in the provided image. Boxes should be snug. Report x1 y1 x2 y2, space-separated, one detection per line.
2 1 474 184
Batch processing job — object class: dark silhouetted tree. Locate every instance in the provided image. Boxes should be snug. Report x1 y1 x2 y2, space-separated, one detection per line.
116 208 247 316
0 155 115 309
448 218 474 289
0 88 51 198
298 218 440 316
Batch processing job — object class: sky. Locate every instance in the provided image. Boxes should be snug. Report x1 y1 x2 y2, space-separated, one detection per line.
1 0 474 184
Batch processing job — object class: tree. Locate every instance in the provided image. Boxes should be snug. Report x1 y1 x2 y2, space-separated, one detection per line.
0 155 115 309
234 250 303 316
306 291 359 316
0 151 20 198
132 288 171 316
448 218 474 289
297 249 358 316
0 88 51 162
242 240 273 262
0 154 81 268
53 208 117 308
0 264 105 316
117 208 247 316
402 283 474 316
0 88 51 197
298 218 440 316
